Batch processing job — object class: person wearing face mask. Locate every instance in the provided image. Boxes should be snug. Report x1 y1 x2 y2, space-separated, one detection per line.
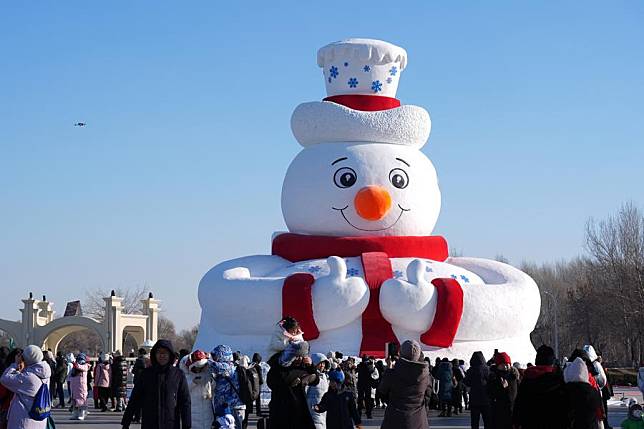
621 403 644 429
307 353 330 429
121 339 191 429
487 352 518 429
180 350 214 429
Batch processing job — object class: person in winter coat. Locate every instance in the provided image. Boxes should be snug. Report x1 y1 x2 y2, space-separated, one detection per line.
94 354 111 412
374 360 386 409
378 340 431 429
341 358 358 399
110 350 128 411
621 403 644 429
1 348 22 429
121 339 191 429
314 368 362 429
65 352 75 404
69 353 90 420
267 346 317 429
464 351 490 429
1 345 51 429
131 347 148 423
211 344 249 428
356 355 378 419
451 359 465 415
436 357 454 417
52 351 67 408
564 357 603 429
307 353 330 429
250 353 264 417
180 350 214 429
487 351 518 429
512 345 568 429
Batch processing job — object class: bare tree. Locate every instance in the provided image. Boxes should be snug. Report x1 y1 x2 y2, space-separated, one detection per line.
83 284 151 320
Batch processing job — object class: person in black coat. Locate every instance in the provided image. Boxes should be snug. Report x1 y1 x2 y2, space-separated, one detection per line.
111 351 129 411
53 351 68 408
314 369 361 429
464 351 490 429
513 345 568 429
356 355 377 419
487 352 518 429
564 357 603 429
121 339 191 429
250 353 264 417
451 359 465 415
267 351 317 429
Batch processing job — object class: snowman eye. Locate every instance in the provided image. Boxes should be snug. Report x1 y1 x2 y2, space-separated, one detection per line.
389 168 409 189
333 167 357 188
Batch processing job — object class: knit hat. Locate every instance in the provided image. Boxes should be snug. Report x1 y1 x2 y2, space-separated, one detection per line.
564 357 589 384
211 344 233 362
535 345 556 366
22 345 43 366
76 353 87 364
400 339 422 362
494 352 511 366
328 369 345 384
311 353 328 366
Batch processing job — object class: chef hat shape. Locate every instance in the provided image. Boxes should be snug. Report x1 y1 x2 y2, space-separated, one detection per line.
291 38 431 148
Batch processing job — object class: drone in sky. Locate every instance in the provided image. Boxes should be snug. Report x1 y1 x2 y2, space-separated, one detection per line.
74 122 86 127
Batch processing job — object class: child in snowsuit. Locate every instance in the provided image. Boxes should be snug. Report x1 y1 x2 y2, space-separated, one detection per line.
314 369 362 429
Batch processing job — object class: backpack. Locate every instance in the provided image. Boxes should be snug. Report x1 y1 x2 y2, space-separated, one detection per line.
235 366 257 403
28 379 52 421
247 366 261 401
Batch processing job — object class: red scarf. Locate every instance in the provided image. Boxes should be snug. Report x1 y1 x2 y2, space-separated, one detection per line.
272 233 464 357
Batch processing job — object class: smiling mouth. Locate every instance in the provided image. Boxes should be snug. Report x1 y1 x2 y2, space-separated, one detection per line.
332 204 410 231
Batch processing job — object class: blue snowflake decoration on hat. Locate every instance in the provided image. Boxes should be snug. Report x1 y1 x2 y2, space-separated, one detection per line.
386 77 392 84
371 80 382 93
363 65 371 72
347 77 358 88
389 66 398 76
460 274 470 283
344 62 349 67
329 66 339 79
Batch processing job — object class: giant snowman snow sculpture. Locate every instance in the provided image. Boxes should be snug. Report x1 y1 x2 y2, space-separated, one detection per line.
195 39 541 362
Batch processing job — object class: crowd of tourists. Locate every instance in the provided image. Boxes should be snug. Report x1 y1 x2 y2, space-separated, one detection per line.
2 315 644 429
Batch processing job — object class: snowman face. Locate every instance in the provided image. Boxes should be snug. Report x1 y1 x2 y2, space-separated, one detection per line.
281 142 441 237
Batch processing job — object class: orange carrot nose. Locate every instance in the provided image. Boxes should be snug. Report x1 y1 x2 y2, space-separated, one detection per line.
354 186 392 221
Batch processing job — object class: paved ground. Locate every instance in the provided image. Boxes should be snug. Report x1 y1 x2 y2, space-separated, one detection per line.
52 403 633 429
52 387 641 428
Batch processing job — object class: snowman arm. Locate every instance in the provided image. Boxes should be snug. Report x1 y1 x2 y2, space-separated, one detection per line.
197 255 293 335
446 257 541 341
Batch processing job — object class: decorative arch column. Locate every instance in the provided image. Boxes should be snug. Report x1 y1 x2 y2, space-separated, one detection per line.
104 292 123 353
141 293 160 344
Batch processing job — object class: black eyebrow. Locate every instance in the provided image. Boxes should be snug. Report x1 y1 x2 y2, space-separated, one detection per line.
331 157 348 165
395 157 410 167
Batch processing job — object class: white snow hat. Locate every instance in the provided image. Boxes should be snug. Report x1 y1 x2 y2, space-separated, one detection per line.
22 345 43 366
291 38 431 148
318 38 407 98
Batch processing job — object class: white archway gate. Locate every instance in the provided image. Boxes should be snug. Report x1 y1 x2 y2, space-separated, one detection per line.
0 292 160 354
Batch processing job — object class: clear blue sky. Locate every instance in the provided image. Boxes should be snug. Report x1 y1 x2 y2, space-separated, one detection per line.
1 2 643 330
